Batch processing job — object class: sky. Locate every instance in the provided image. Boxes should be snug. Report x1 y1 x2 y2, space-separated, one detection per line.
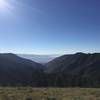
0 0 100 54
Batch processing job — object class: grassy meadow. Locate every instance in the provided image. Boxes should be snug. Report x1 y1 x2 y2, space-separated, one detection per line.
0 87 100 100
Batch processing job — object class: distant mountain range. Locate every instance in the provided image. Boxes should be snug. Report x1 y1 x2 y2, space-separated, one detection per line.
18 54 58 64
0 52 100 87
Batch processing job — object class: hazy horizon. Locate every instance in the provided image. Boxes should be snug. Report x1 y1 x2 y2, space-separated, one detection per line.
0 52 100 56
0 0 100 54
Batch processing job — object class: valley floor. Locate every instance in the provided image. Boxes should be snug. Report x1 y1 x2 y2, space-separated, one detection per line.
0 87 100 100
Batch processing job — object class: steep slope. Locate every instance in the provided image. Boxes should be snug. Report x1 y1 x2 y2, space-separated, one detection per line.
0 53 44 86
45 53 100 87
45 53 100 73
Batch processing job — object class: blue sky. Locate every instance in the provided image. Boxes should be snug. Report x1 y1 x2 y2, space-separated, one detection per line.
0 0 100 54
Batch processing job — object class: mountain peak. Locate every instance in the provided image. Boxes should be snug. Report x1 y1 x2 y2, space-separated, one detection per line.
75 52 86 55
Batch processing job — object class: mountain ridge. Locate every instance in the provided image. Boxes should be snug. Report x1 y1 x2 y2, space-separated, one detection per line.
0 52 100 87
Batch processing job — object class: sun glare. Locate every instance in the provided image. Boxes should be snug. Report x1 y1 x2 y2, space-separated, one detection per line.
0 0 12 12
0 0 7 8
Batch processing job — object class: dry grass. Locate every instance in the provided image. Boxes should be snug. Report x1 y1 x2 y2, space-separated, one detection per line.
0 87 100 100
